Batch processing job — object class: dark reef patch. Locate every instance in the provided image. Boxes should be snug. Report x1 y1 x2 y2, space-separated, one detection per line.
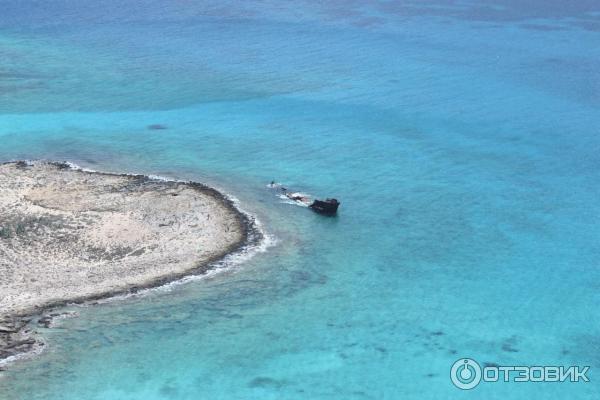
147 124 168 130
248 376 287 389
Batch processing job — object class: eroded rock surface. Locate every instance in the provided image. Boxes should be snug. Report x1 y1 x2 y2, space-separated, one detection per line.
0 161 247 318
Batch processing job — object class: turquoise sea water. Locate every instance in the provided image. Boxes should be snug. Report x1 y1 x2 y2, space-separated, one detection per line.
1 1 599 398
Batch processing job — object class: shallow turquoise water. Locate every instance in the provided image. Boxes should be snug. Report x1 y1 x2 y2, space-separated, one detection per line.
1 1 599 399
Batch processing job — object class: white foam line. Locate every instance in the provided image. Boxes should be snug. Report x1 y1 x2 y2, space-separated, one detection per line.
0 339 46 369
63 161 97 173
277 194 310 207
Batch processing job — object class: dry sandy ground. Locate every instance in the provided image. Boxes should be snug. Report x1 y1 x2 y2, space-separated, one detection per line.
0 161 249 362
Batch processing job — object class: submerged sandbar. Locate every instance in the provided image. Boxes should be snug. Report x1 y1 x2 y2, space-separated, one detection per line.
0 161 252 362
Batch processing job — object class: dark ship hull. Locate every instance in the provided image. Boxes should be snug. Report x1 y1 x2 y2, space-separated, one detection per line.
309 198 340 216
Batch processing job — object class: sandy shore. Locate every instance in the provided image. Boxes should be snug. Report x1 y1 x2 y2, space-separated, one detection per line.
0 161 256 364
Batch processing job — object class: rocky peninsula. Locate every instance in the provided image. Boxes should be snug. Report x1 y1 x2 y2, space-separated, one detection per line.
0 161 255 365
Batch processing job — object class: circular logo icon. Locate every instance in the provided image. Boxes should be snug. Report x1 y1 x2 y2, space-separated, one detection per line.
451 358 482 390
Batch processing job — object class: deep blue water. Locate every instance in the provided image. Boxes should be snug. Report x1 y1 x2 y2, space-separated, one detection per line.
0 1 599 399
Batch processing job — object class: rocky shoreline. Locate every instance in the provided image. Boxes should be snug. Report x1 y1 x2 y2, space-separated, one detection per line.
0 317 40 368
0 161 261 367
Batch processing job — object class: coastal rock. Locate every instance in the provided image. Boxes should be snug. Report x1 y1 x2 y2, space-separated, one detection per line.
0 325 17 334
0 160 253 365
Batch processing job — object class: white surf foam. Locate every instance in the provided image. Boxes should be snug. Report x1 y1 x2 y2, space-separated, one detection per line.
0 337 46 369
277 192 312 207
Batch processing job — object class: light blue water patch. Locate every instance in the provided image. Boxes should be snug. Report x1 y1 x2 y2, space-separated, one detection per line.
0 1 599 399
